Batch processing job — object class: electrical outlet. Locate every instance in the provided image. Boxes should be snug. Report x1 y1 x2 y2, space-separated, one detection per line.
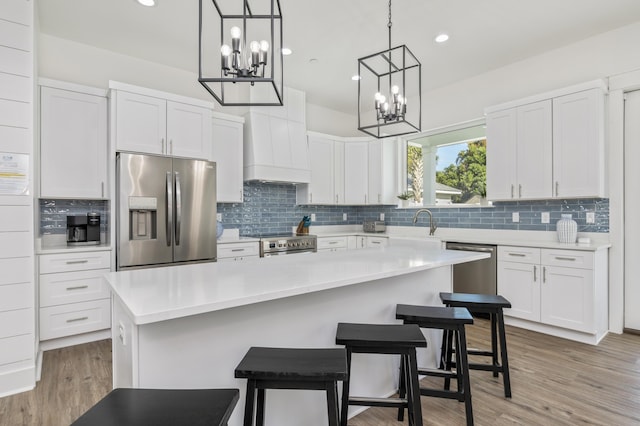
216 213 222 221
586 211 595 224
343 213 347 221
380 213 385 221
541 212 550 224
311 213 316 222
512 212 520 223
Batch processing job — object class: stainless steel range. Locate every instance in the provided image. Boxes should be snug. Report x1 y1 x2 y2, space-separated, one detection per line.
253 233 317 257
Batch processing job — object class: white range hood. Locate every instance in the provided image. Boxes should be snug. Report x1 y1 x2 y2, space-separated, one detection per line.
243 87 311 184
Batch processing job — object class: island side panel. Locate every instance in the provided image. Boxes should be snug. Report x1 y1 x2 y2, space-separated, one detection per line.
132 266 452 426
112 296 139 388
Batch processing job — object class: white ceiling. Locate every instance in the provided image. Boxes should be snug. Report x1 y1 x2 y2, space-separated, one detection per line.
37 0 640 114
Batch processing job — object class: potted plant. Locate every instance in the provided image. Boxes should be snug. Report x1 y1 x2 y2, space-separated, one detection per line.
397 191 414 208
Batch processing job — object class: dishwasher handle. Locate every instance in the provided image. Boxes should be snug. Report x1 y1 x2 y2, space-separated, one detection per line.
447 244 496 253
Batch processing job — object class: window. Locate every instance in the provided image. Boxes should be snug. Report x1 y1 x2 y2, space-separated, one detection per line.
404 122 487 206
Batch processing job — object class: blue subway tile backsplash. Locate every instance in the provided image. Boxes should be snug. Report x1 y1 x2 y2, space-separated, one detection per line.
39 183 609 236
217 182 609 235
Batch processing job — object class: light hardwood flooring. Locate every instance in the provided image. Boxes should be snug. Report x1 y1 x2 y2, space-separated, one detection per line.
1 321 640 425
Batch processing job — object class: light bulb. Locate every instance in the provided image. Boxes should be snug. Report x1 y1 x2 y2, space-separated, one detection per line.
397 95 403 104
220 44 232 56
391 85 399 95
250 41 260 53
383 102 389 112
260 40 269 52
230 26 241 39
375 92 383 102
379 95 386 104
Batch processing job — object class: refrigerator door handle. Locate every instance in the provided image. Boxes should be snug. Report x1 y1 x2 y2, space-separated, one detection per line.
166 171 172 246
175 172 182 246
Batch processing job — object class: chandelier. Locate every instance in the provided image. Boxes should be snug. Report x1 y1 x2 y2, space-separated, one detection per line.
357 0 421 138
199 0 284 106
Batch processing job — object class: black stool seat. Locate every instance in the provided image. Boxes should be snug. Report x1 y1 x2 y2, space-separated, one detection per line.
71 388 239 426
396 304 475 426
235 347 347 426
336 323 426 426
440 292 512 398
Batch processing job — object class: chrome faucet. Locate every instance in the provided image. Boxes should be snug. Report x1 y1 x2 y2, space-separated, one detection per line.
413 208 438 236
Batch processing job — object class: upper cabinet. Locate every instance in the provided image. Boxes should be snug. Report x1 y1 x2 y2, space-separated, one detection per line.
40 82 108 199
297 134 340 205
110 82 213 160
211 112 244 203
486 81 606 201
243 87 311 183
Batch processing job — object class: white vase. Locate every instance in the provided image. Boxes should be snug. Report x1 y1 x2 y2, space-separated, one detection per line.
556 214 577 243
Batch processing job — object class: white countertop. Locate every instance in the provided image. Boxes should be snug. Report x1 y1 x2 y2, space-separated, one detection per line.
105 240 488 326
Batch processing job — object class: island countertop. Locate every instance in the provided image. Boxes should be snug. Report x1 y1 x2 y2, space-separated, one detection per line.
105 240 489 326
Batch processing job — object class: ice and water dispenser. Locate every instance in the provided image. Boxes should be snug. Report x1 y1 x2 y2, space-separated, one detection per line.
128 196 158 240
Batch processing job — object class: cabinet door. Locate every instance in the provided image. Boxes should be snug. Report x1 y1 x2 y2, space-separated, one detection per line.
367 139 383 204
211 118 243 203
305 136 335 204
334 140 345 204
552 89 604 198
486 108 517 200
40 87 107 198
497 261 540 321
115 91 166 155
541 265 594 333
166 101 211 159
344 142 368 204
516 100 552 199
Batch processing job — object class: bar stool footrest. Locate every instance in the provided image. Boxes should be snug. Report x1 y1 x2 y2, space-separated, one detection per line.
349 396 408 408
418 367 458 379
420 387 466 402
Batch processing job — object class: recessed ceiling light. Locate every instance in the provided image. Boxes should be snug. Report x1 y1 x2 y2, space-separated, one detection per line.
136 0 156 6
309 58 318 64
352 75 361 81
281 47 292 56
435 33 449 43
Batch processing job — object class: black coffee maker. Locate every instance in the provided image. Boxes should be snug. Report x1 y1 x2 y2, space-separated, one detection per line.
67 213 101 245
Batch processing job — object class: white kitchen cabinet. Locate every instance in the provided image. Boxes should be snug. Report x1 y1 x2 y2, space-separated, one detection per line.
498 245 607 343
38 250 112 342
40 84 108 199
486 100 552 200
349 235 389 249
317 236 348 252
217 241 259 262
552 89 605 198
112 84 212 159
211 113 244 203
486 82 605 201
297 134 339 205
366 236 389 248
344 141 369 204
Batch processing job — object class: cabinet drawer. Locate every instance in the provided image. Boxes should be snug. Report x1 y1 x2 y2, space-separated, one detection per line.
317 237 348 250
498 246 541 263
40 269 111 308
0 308 33 339
39 251 111 274
0 282 31 311
0 334 33 367
367 237 389 248
39 299 111 341
541 249 593 270
0 257 31 285
218 243 259 259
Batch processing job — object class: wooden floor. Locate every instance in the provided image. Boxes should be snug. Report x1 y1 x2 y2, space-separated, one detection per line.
1 321 640 425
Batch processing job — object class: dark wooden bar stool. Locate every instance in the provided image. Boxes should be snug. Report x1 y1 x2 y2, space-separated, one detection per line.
71 388 240 426
439 292 513 398
396 304 475 426
234 347 348 426
335 322 426 426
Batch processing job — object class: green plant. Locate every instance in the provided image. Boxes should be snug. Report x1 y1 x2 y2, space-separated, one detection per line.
397 191 414 201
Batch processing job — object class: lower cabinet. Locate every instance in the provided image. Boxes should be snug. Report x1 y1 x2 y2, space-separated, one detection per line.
38 250 112 342
317 236 348 252
348 235 389 249
217 241 259 262
497 246 607 340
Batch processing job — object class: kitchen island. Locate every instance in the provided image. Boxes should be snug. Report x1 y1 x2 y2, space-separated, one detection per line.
105 239 488 426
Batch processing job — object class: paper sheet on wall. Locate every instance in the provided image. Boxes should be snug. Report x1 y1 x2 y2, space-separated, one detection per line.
0 153 29 195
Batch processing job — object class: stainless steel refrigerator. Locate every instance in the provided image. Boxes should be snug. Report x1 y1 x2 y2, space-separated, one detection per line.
116 153 217 270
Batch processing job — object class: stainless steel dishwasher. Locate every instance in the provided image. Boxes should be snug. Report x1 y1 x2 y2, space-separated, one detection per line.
446 242 497 294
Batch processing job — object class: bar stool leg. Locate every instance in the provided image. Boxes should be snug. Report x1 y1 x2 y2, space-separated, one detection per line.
457 326 474 426
340 349 352 426
497 310 512 398
256 388 266 426
244 379 257 426
407 350 423 426
326 380 340 426
444 329 455 390
397 355 406 421
491 313 499 377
